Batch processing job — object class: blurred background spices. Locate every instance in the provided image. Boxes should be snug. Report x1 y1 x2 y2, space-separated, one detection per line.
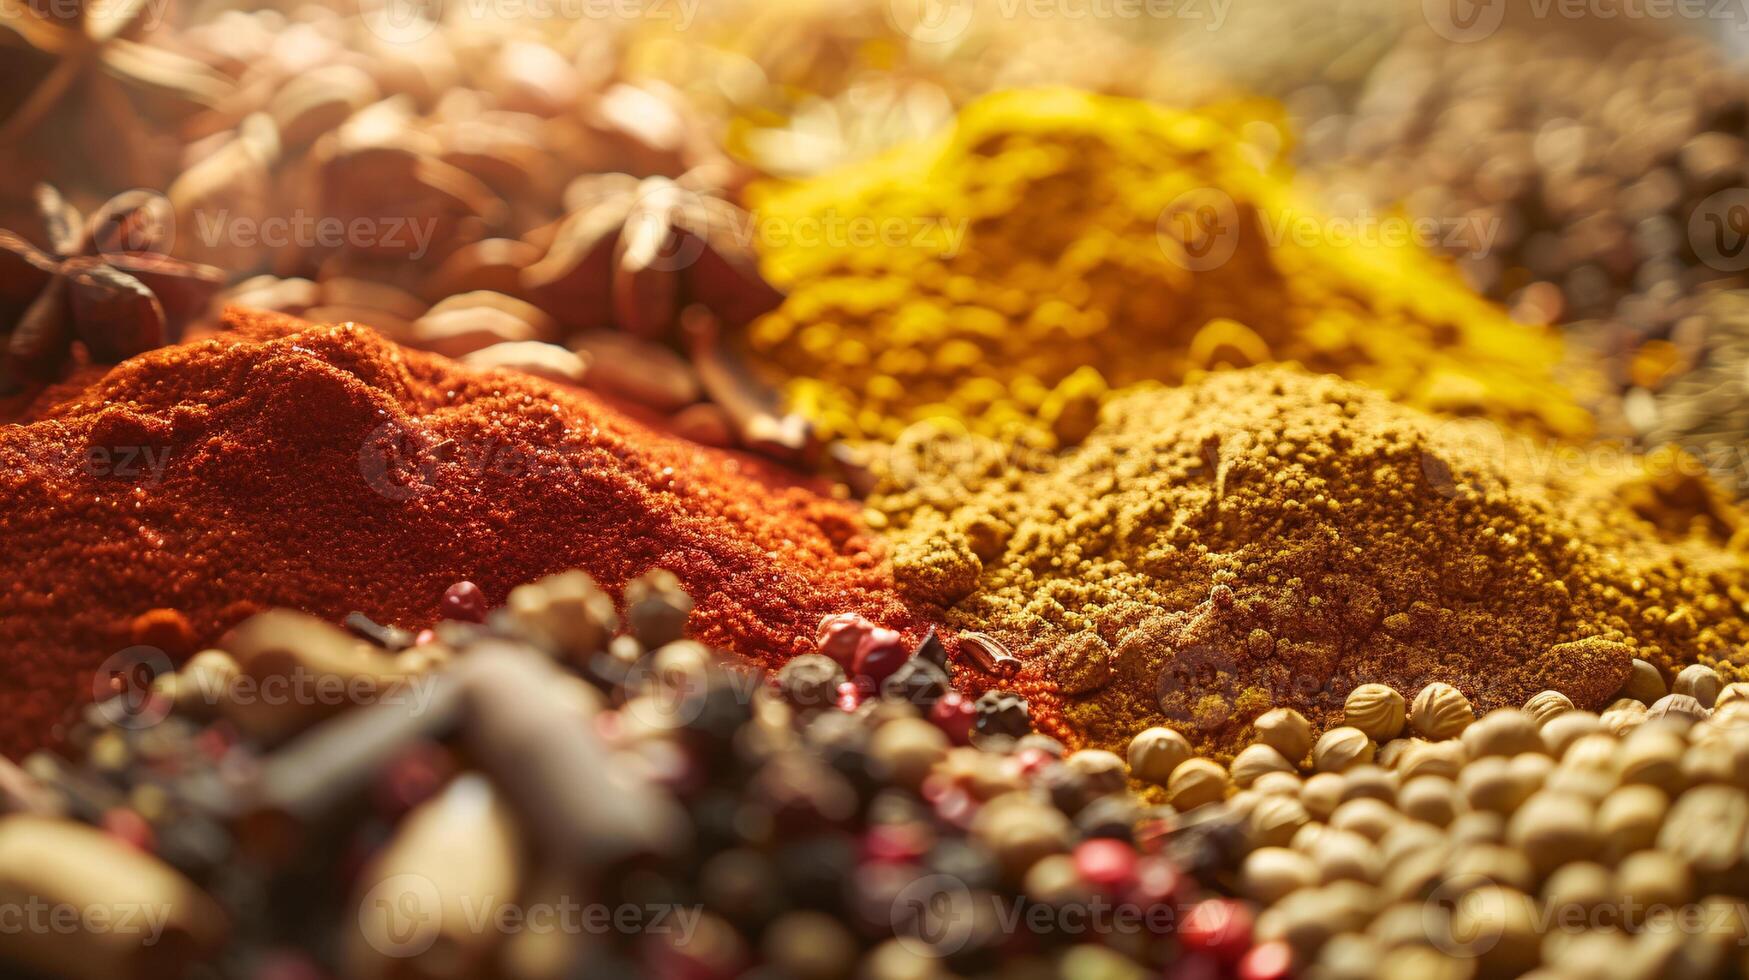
873 367 1749 758
0 309 922 757
742 89 1591 447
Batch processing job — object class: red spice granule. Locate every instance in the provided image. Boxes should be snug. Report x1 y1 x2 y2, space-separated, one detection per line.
0 310 923 757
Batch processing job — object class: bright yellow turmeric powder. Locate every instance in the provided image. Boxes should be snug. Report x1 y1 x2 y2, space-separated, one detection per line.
744 89 1592 445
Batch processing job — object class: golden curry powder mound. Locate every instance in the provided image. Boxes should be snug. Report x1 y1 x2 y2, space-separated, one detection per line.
872 366 1749 758
743 88 1591 446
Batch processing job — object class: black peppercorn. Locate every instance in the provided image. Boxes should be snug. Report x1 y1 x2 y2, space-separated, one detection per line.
879 658 948 708
973 691 1030 740
779 654 846 711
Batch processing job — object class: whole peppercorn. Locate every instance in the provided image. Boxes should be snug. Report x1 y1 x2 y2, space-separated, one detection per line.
879 657 948 708
1541 711 1603 758
1073 794 1139 841
1240 847 1315 904
1344 684 1406 740
1601 698 1649 736
441 580 488 622
1167 758 1230 811
1299 772 1345 821
1461 709 1543 759
1507 792 1597 876
1312 727 1375 773
1398 775 1459 827
624 569 693 648
929 691 977 744
1597 784 1669 862
1337 765 1397 805
1180 899 1255 964
816 613 875 669
1409 683 1473 740
1311 828 1381 885
1071 838 1137 892
1451 887 1541 977
853 628 910 684
762 911 858 980
1616 726 1686 792
870 717 950 789
1247 794 1310 849
973 691 1030 740
1251 771 1303 797
1127 726 1191 785
1673 664 1724 708
1064 749 1128 797
1230 743 1294 788
1329 798 1398 842
1397 739 1466 781
1523 690 1575 726
971 793 1071 879
1646 693 1707 728
1237 941 1294 980
1254 708 1313 764
1715 683 1749 710
1619 658 1667 706
778 654 846 711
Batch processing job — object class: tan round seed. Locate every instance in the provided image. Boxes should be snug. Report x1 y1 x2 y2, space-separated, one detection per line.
1300 771 1346 821
1314 727 1376 774
1241 847 1315 905
1596 784 1668 863
1462 709 1543 759
1645 693 1707 728
1398 739 1467 781
1507 792 1596 876
1619 658 1666 706
1166 758 1230 811
1674 664 1724 709
1329 797 1398 842
1715 683 1749 710
1252 770 1304 797
1255 707 1314 765
1344 684 1407 741
1541 710 1602 758
1600 698 1648 736
1398 775 1459 827
1126 726 1191 786
1248 794 1311 849
1410 683 1474 741
1523 690 1575 726
1230 743 1295 788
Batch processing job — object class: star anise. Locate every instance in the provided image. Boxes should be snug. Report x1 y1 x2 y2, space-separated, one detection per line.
520 166 783 341
0 184 224 391
0 0 235 193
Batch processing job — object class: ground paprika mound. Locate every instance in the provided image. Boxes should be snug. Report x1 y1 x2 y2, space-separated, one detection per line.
0 309 922 757
874 366 1749 758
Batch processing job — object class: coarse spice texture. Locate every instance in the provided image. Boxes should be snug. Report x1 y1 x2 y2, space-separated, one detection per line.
0 310 921 757
874 367 1749 758
743 88 1592 446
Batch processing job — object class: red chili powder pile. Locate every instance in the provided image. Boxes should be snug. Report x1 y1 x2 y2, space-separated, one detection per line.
0 309 922 757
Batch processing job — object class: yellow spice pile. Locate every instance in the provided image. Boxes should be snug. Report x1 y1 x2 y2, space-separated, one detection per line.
744 89 1591 445
873 367 1749 757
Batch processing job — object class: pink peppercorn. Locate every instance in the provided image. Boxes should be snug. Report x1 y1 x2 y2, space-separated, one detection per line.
1073 838 1137 892
1009 746 1055 779
1180 899 1255 964
930 691 977 744
102 808 155 853
835 681 864 712
816 612 875 669
1128 855 1184 914
852 627 908 683
441 580 487 622
1237 941 1294 980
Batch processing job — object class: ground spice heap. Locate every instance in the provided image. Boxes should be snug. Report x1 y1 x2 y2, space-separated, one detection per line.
744 88 1590 445
874 366 1749 758
0 310 920 757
